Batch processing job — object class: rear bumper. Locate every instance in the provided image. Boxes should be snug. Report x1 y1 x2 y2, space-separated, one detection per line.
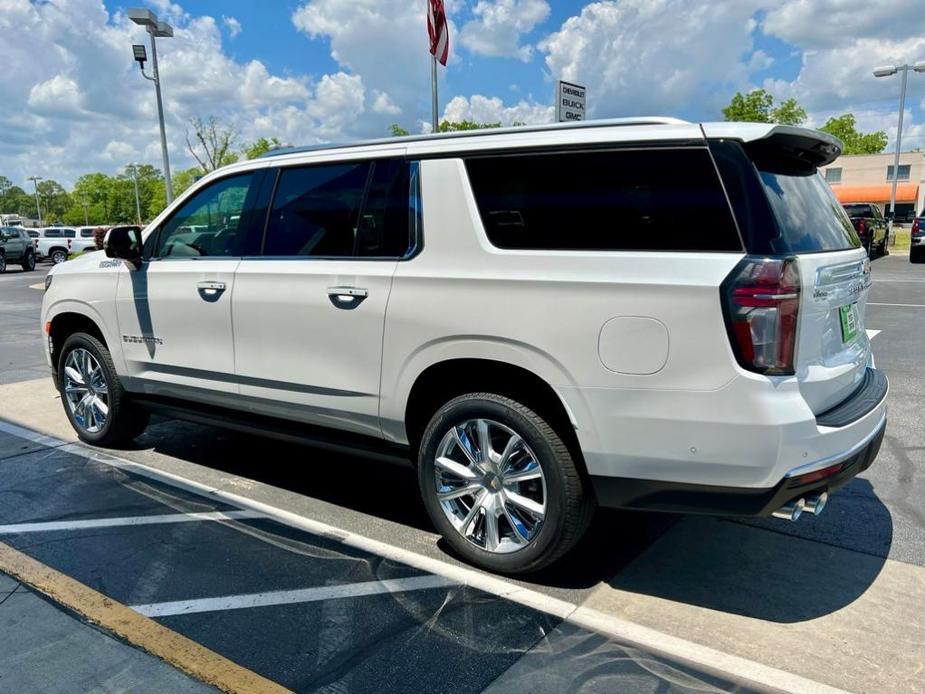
589 416 885 515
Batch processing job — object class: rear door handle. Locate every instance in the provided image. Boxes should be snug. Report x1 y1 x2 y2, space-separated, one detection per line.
197 281 227 301
327 286 368 310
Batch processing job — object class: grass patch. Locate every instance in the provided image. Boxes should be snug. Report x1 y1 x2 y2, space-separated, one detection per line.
892 229 911 250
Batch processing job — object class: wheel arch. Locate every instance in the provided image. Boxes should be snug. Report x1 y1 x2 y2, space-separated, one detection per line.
47 306 116 374
401 357 587 477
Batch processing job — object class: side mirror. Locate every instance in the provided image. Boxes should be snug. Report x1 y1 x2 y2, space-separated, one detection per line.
105 226 143 267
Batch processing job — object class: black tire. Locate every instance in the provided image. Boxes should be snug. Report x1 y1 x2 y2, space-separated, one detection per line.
911 248 924 264
879 234 888 257
0 251 5 274
20 248 35 271
57 332 150 446
417 392 594 574
51 248 68 264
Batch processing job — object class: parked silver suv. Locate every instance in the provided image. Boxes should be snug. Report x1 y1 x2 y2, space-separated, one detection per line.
0 226 37 272
41 119 887 573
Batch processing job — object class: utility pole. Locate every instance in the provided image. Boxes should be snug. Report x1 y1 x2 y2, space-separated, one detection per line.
27 176 43 227
128 164 142 225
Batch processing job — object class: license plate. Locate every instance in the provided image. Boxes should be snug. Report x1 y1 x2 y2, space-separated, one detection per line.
839 303 859 344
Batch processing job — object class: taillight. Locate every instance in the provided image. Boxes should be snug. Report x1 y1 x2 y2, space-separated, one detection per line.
858 219 866 237
913 218 921 237
721 257 801 376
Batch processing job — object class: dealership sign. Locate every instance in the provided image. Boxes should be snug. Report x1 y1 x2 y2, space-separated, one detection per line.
556 80 586 122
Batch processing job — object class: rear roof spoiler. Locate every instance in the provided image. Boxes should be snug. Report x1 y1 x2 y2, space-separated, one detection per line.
701 123 843 173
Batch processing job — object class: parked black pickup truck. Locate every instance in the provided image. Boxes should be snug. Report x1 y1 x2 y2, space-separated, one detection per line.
842 203 889 258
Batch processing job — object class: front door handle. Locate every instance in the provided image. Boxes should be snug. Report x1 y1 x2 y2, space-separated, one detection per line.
197 281 226 301
327 286 368 310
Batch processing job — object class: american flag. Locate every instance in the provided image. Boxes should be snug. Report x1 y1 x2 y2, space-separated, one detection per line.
427 0 449 66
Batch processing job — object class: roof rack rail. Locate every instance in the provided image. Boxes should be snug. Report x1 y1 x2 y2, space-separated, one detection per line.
258 116 692 159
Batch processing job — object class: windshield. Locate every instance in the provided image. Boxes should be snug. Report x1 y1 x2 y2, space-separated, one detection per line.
758 170 860 253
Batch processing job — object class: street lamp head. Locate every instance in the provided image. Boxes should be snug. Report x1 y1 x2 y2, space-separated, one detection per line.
128 8 157 28
153 21 174 38
873 65 898 77
132 44 147 66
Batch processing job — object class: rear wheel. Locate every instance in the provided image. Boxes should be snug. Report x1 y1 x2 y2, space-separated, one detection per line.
417 392 594 574
911 248 924 264
0 251 5 273
51 248 68 264
57 332 150 446
21 248 35 271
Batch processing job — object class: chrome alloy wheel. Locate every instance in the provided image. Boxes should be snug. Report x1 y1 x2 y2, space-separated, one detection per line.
434 418 546 554
63 348 109 433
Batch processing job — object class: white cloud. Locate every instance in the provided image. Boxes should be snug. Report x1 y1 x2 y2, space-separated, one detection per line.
539 0 764 119
223 15 242 38
27 75 84 118
459 0 550 62
307 73 367 136
443 94 553 125
747 50 774 72
372 90 402 115
762 0 923 50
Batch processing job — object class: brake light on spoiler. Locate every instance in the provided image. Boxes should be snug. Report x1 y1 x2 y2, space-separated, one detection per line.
721 256 801 376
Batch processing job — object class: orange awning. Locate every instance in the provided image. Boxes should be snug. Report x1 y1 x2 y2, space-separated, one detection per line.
831 183 919 203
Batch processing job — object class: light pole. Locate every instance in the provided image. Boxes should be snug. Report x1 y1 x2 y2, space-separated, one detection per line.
129 8 174 204
873 62 925 240
81 195 89 226
27 176 43 227
127 164 142 225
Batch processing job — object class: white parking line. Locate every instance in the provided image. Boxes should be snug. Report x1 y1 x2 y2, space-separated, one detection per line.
0 419 848 694
0 510 262 535
132 575 457 618
866 329 881 339
868 302 925 308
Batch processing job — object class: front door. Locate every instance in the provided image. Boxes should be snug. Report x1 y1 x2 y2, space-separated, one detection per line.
115 170 267 397
232 155 414 438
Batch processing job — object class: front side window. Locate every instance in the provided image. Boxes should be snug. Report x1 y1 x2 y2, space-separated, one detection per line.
263 158 412 258
465 148 742 252
154 173 257 258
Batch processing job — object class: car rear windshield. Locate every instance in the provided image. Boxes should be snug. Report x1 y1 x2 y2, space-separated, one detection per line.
842 204 873 217
757 170 860 253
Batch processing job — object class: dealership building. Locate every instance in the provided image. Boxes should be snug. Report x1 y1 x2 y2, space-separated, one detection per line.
821 151 924 221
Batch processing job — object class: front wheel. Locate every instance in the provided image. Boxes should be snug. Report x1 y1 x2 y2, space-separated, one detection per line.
21 248 35 271
0 252 5 273
417 393 594 574
57 332 150 446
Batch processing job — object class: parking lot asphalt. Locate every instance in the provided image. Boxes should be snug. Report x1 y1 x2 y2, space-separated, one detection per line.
0 253 922 693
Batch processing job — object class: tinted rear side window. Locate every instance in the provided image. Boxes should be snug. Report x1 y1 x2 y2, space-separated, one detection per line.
843 204 873 217
465 149 742 252
758 171 859 253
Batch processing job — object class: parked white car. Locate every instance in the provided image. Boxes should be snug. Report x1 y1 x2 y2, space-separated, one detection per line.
34 227 76 264
41 119 888 573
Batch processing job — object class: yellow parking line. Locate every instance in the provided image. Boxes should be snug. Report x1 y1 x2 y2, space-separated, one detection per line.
0 542 290 694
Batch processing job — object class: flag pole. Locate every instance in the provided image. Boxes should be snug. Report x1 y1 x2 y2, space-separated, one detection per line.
431 53 439 133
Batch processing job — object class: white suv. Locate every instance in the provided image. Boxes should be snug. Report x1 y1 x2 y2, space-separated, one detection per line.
41 119 888 573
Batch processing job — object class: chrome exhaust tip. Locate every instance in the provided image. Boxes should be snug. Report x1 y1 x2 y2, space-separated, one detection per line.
804 491 828 516
772 498 806 521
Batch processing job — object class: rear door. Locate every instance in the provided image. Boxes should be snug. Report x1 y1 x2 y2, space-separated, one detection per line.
755 166 871 414
232 155 414 437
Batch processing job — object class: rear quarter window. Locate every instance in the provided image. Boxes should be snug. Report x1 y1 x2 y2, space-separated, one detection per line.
465 148 743 252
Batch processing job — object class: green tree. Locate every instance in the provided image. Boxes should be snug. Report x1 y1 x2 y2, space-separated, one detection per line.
388 120 519 136
242 137 282 159
389 124 410 137
36 179 70 222
172 167 205 197
186 116 240 173
722 89 806 126
819 114 888 155
0 178 33 217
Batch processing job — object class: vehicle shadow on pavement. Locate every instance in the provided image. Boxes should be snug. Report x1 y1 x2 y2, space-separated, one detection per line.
132 419 679 587
601 478 892 623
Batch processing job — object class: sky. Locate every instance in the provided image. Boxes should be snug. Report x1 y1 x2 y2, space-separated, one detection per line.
1 0 924 188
